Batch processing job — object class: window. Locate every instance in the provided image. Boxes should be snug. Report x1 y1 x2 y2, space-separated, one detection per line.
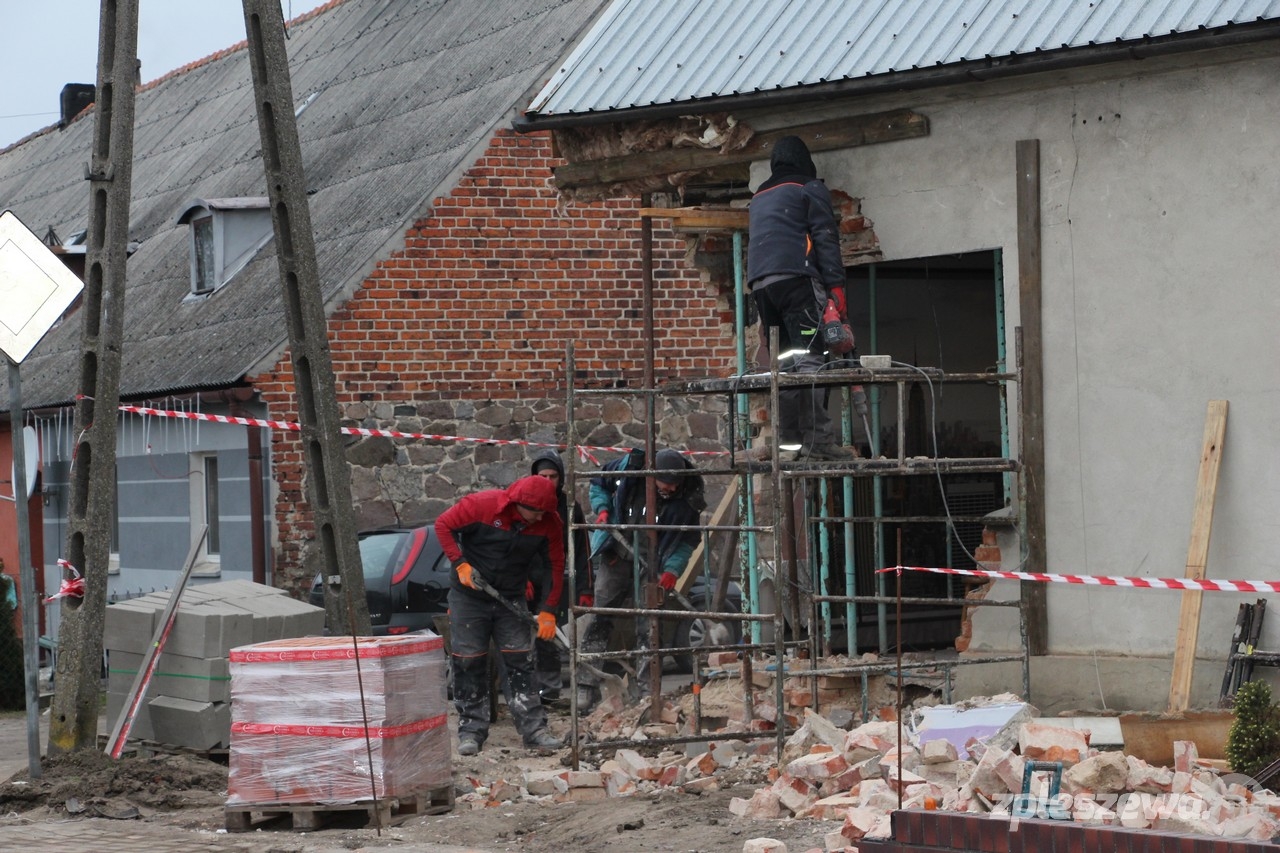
190 452 221 575
108 463 120 575
176 198 273 299
191 215 215 294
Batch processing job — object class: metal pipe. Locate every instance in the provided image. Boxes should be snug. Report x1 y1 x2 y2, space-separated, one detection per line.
8 360 42 779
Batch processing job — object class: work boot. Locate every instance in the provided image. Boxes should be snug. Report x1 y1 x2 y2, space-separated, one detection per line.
802 443 859 461
524 730 563 752
575 685 599 714
457 735 481 756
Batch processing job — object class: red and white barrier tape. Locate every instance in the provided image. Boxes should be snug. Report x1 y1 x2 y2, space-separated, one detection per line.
118 405 728 459
881 564 1280 594
45 559 85 603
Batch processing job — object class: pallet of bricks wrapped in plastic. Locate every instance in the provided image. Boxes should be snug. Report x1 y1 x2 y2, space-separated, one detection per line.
224 633 452 831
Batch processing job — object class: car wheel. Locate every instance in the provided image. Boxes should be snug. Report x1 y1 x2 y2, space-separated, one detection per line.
672 616 737 674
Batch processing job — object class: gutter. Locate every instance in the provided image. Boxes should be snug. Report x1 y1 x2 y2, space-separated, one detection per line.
513 22 1280 133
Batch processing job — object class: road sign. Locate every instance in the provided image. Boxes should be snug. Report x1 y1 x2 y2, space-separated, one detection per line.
0 210 85 364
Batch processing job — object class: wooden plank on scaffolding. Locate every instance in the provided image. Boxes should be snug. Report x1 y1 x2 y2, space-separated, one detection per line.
676 479 738 595
1167 400 1228 713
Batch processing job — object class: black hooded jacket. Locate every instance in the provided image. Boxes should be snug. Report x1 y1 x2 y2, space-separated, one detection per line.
746 135 845 292
530 448 590 606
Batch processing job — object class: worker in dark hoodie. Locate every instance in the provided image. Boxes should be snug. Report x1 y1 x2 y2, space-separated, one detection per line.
527 449 589 703
435 475 565 755
746 134 858 462
575 447 705 713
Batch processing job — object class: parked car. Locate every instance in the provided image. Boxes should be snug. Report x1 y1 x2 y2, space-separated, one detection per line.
309 525 451 635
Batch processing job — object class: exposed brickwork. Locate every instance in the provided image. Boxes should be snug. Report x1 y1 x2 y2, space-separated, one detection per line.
252 130 736 592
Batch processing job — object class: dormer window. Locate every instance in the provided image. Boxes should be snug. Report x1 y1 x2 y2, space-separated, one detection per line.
176 198 273 299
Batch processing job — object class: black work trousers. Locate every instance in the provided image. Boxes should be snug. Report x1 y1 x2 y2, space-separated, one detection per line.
751 275 836 449
448 588 548 745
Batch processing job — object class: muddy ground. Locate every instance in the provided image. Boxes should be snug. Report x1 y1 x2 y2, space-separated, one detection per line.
0 698 845 853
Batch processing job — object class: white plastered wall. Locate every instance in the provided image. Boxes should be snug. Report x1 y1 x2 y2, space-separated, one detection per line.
751 46 1280 685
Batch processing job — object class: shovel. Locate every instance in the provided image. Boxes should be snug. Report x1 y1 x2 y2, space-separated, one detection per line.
605 529 733 646
467 573 626 702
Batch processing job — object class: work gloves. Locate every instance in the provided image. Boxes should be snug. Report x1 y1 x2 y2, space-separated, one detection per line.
658 572 677 591
536 611 557 641
456 562 476 588
578 593 594 607
595 508 610 525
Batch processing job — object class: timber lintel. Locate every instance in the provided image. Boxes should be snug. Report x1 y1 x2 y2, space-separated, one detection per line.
553 109 928 191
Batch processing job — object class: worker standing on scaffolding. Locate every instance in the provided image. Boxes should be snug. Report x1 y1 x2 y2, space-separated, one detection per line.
747 134 859 462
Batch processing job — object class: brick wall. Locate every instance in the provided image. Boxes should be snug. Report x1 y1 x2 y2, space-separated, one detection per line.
859 810 1279 853
252 130 737 594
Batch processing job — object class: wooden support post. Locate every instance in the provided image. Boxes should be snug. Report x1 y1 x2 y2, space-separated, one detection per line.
1167 400 1228 713
1015 139 1048 655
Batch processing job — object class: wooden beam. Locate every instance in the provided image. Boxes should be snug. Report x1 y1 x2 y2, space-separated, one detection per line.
677 479 739 595
1015 139 1048 656
554 109 929 190
1168 400 1229 713
638 207 750 230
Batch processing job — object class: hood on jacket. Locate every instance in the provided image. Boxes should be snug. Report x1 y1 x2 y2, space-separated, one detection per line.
654 448 687 485
506 474 558 513
770 135 817 180
530 448 566 482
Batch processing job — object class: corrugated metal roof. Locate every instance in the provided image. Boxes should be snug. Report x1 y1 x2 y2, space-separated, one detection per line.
526 0 1280 119
0 0 608 410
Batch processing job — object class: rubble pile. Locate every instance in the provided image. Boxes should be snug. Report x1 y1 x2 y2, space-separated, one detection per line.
455 668 1278 853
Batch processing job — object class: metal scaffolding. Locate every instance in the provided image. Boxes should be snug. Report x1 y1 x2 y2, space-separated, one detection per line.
560 210 1031 769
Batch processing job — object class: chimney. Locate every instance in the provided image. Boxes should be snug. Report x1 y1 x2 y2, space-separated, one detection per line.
59 84 95 129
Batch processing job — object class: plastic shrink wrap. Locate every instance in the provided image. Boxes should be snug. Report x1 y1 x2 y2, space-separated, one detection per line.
226 633 449 805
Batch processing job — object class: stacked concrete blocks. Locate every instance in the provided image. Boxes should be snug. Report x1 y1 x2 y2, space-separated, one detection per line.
226 633 450 806
104 580 325 749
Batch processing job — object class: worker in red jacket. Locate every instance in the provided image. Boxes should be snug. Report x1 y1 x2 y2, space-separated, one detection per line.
435 475 565 755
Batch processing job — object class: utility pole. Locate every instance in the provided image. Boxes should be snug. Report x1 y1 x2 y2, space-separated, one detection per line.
48 0 139 755
241 0 369 634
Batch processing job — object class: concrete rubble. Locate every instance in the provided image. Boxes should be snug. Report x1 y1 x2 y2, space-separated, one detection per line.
453 656 1276 853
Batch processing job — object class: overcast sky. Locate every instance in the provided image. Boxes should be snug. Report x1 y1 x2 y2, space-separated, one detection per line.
0 1 330 150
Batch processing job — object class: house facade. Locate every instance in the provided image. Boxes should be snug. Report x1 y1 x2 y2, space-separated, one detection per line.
0 0 736 642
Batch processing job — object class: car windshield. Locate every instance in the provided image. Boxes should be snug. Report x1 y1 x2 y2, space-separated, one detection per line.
358 532 405 581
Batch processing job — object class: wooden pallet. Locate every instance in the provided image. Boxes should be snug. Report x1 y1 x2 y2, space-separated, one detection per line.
224 785 455 832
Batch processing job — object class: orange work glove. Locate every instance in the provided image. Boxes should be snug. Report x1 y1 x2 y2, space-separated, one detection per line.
658 571 677 591
536 611 557 641
456 562 476 589
595 508 609 525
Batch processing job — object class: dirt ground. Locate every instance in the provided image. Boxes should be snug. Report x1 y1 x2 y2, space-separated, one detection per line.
0 697 844 853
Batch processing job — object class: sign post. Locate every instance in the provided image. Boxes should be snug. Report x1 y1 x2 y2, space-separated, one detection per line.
0 209 86 778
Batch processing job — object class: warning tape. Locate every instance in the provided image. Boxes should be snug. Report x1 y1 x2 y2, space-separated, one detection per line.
118 404 729 458
882 565 1280 594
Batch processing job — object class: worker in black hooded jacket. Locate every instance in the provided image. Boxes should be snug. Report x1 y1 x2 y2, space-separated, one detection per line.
527 448 589 703
746 134 858 462
575 447 705 713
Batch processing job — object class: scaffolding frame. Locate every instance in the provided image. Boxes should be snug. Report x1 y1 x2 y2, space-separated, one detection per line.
560 211 1030 769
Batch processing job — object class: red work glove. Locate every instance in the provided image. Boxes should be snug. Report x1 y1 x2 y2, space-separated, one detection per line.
595 509 609 525
456 562 476 589
828 286 848 321
577 593 594 607
525 581 535 601
658 572 677 591
536 611 557 641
